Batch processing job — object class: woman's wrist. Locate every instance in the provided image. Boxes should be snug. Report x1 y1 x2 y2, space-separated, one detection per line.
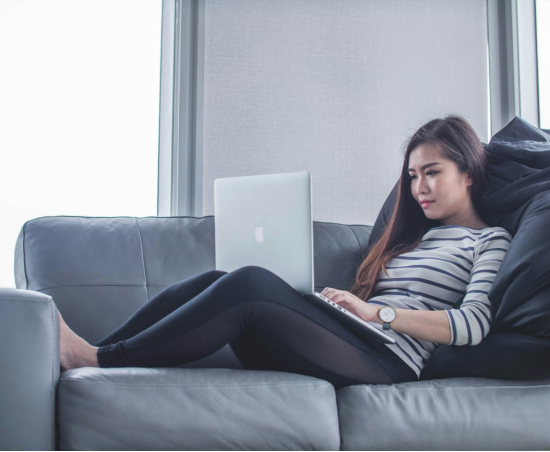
363 303 384 324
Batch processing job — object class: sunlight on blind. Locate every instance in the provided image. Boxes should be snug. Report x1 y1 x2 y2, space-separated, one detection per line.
0 0 162 287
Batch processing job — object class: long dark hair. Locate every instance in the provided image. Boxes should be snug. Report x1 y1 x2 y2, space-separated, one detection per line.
349 115 487 301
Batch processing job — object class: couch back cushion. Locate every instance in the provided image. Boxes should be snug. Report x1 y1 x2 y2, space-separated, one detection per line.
15 216 372 343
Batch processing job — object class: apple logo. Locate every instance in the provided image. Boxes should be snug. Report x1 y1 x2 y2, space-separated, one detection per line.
254 222 264 243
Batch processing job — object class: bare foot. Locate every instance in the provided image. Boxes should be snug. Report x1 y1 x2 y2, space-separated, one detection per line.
59 311 99 371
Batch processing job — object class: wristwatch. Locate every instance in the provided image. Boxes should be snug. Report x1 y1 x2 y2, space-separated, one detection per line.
378 306 397 330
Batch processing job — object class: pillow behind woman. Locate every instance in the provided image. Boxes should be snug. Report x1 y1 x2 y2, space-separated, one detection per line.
368 117 550 380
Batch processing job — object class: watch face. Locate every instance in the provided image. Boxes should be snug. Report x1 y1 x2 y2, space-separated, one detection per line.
380 306 396 322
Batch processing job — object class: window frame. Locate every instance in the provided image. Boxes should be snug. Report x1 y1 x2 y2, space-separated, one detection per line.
157 0 205 217
487 0 540 135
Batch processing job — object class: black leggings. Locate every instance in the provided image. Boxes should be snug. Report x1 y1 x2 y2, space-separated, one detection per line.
95 266 417 389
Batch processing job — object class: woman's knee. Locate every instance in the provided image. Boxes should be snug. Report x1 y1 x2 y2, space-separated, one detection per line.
222 265 282 293
230 265 276 281
205 269 228 278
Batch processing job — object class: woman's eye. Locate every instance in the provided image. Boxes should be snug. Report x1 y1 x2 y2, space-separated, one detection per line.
408 171 437 180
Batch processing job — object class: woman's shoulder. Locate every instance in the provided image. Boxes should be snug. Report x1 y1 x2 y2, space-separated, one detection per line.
476 225 513 241
472 226 513 258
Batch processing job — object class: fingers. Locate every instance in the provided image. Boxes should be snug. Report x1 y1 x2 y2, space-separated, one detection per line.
322 288 339 302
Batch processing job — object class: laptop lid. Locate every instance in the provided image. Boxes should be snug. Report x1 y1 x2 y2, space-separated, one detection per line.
214 171 314 295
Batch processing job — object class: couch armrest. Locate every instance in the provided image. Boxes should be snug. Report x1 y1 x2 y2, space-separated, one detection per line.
0 288 59 451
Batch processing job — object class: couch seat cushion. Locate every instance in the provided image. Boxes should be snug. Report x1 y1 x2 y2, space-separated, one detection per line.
336 376 550 450
58 367 339 450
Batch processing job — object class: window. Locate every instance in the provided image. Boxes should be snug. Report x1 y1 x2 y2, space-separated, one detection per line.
0 0 162 287
537 0 550 129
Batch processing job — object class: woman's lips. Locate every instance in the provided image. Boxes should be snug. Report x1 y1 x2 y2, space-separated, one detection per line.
421 201 434 208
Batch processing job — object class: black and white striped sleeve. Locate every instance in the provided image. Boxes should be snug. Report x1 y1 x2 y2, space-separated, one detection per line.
445 228 512 346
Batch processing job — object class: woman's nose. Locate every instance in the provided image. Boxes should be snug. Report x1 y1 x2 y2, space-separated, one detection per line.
416 177 429 195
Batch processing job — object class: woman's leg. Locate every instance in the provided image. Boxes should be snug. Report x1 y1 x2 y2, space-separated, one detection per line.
94 270 228 347
97 266 417 389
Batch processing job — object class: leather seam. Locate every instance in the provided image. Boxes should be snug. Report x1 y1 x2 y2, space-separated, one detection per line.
339 385 550 392
0 296 51 302
347 226 364 259
139 284 185 287
58 381 332 389
24 214 216 221
33 284 191 291
135 219 148 289
36 284 148 291
49 300 55 450
313 220 374 227
23 221 29 290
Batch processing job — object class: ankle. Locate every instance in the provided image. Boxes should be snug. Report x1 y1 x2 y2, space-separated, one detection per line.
88 346 99 367
78 343 99 368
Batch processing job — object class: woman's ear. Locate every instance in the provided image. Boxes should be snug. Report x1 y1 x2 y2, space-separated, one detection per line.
465 171 473 187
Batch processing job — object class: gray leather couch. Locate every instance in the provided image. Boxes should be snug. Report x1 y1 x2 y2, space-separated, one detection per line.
2 215 549 450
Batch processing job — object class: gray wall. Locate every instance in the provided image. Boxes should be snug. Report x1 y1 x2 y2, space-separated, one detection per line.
201 0 488 226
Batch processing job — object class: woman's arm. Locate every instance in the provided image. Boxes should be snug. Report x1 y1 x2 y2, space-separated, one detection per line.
320 287 453 344
367 305 452 344
322 228 513 347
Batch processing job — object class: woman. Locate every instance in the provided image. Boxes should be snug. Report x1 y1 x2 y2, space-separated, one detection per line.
59 115 512 389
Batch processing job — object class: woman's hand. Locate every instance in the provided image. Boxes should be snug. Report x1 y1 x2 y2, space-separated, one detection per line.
320 287 381 323
321 288 454 344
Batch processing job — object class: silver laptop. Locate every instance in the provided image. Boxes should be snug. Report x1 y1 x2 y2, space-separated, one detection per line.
214 171 395 344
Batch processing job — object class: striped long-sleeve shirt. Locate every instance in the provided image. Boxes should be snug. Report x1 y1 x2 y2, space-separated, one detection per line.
366 225 513 378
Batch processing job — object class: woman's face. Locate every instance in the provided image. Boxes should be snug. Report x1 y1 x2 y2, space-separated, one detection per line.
407 143 474 226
